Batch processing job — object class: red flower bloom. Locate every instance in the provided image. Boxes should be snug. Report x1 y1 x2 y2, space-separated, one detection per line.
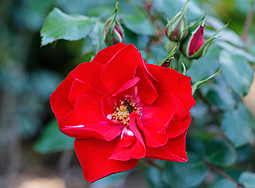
50 43 196 183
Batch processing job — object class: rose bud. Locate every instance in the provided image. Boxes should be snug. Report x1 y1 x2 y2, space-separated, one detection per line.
104 18 124 46
165 0 189 42
181 14 218 59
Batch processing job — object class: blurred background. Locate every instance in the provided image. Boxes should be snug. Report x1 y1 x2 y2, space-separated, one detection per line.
0 0 254 188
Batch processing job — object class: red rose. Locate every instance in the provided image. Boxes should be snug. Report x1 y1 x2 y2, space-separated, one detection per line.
50 43 196 183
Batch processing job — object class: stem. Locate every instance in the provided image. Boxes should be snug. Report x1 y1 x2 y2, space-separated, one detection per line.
241 0 254 42
159 42 179 66
144 159 165 171
204 161 244 187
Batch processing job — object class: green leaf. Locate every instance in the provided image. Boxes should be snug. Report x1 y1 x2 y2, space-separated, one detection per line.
239 172 255 188
162 153 207 187
221 102 255 147
123 13 154 35
205 139 237 167
219 50 254 97
208 179 236 188
152 0 203 21
88 21 106 50
217 41 255 63
41 8 96 46
206 76 236 111
34 119 74 153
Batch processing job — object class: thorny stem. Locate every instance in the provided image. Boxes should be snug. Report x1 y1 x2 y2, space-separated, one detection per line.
241 0 254 42
204 161 244 187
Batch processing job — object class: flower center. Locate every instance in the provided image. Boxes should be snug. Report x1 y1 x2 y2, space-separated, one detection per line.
107 97 141 125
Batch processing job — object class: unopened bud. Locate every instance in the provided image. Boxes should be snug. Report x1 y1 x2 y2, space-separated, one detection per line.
165 0 189 42
181 14 218 59
104 18 124 46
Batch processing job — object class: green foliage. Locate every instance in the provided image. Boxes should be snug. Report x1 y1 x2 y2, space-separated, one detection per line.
162 153 207 187
239 172 255 188
205 139 237 166
219 51 254 97
221 103 255 147
2 0 254 186
123 12 154 35
208 179 236 188
187 46 220 82
34 119 74 153
41 8 96 46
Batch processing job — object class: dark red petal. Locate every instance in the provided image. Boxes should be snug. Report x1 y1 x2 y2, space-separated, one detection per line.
166 116 191 139
133 66 158 106
74 94 104 122
141 106 174 130
189 25 205 56
119 127 136 147
110 114 146 161
146 64 191 93
74 138 138 183
152 91 189 120
171 81 196 111
145 131 188 162
92 43 127 64
101 95 115 119
113 77 140 96
72 62 107 93
50 70 74 121
62 94 123 140
68 79 104 106
137 117 168 148
101 44 144 94
59 111 123 141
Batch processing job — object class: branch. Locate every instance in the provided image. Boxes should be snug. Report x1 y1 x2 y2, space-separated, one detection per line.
241 0 255 42
204 161 244 187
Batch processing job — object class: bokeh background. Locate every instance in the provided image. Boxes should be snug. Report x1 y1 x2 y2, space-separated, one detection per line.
0 0 255 188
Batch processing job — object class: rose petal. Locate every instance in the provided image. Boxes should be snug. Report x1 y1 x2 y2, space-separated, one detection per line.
60 94 123 140
119 127 136 147
68 79 104 106
137 117 168 148
101 44 144 94
50 70 74 121
59 111 123 141
72 62 107 93
92 43 127 64
152 91 189 120
74 138 138 183
145 131 188 162
110 114 146 161
113 77 140 96
166 116 191 139
74 94 104 122
146 64 192 93
171 81 196 111
141 106 174 130
133 66 158 106
189 25 205 56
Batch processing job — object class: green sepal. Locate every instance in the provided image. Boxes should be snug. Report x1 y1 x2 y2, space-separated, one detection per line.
192 70 220 95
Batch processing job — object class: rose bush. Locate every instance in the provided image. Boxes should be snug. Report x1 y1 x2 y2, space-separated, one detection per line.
50 43 196 183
